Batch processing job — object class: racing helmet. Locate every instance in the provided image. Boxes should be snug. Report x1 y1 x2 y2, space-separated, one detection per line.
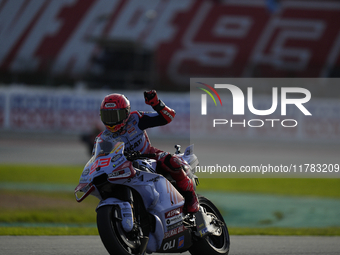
100 93 131 132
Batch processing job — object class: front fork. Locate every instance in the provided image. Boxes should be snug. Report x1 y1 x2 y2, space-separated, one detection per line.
117 187 149 255
96 186 136 233
193 206 224 238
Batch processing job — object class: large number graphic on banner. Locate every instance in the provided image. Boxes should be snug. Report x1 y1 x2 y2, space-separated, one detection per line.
0 0 340 85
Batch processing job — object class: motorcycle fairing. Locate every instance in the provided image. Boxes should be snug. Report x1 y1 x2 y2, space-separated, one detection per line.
75 141 196 253
111 170 184 214
74 183 94 202
78 141 136 185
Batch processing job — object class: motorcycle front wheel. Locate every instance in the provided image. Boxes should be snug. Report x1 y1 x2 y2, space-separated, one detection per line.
97 205 140 255
189 195 230 255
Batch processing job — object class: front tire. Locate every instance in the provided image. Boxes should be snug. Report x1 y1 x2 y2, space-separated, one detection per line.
189 195 230 255
97 205 140 255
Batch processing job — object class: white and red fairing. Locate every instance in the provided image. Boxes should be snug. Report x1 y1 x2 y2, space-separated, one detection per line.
75 140 185 212
75 141 136 202
74 139 186 252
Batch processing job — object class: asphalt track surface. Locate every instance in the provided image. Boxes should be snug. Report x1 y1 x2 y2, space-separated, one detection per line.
1 131 339 178
1 131 339 254
1 235 340 255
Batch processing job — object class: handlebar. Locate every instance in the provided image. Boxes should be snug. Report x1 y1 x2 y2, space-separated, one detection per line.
124 151 156 161
140 153 157 158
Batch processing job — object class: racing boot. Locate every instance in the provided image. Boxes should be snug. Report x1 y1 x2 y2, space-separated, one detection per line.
176 175 200 213
158 153 200 213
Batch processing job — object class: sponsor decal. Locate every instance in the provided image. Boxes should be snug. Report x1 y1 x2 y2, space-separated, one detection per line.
103 131 113 138
129 131 137 137
165 208 182 219
161 109 174 120
164 225 185 239
79 177 89 182
167 221 183 231
166 214 182 226
158 152 168 160
111 142 124 154
177 236 184 249
112 158 125 168
128 127 135 134
129 131 138 137
111 154 122 162
162 239 176 251
105 103 116 108
82 168 90 176
108 168 131 179
126 138 143 151
199 227 208 237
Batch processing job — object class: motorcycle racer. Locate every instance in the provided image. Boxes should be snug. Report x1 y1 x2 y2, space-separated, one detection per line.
94 91 199 213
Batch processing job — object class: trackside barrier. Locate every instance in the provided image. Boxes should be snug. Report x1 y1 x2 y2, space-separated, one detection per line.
0 86 189 138
1 86 339 141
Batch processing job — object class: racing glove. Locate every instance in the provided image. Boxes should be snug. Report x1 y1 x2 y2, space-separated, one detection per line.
144 90 176 123
144 90 159 106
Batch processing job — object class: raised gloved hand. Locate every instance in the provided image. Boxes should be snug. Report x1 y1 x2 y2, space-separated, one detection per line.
144 90 176 123
144 90 159 107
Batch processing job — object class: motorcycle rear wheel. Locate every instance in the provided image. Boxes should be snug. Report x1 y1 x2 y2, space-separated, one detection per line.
189 195 230 255
97 205 140 255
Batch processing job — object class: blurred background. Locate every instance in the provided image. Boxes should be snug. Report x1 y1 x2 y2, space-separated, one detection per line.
0 0 340 233
1 0 340 136
1 0 340 133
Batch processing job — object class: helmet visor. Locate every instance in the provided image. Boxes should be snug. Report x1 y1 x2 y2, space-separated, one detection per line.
100 109 129 125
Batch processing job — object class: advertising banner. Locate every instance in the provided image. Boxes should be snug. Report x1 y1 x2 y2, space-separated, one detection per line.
0 87 190 137
0 0 340 87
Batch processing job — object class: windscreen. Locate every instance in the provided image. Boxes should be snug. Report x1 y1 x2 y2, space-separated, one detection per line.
93 140 123 159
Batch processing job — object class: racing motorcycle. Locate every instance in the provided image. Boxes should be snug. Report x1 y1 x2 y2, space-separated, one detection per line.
75 139 230 255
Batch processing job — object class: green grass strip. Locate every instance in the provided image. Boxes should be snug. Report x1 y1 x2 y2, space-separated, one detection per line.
228 227 340 236
1 165 339 198
0 209 96 224
0 164 83 184
0 227 98 236
197 178 340 198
